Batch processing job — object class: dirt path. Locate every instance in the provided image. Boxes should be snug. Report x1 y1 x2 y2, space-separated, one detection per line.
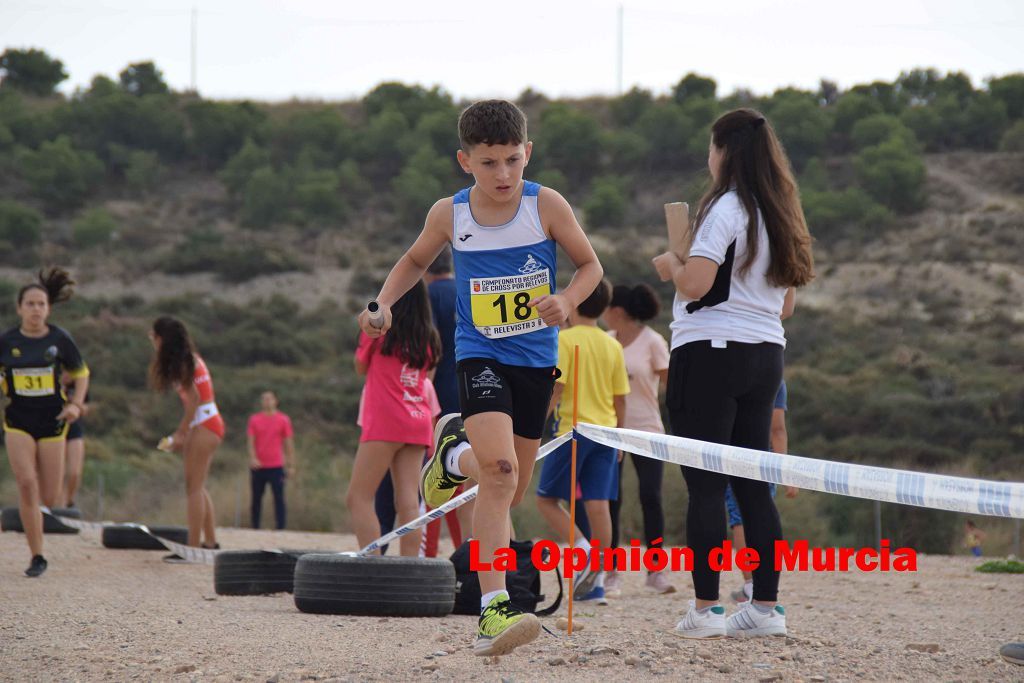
2 527 1021 682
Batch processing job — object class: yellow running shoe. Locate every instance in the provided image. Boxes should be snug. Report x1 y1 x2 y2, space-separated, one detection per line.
474 594 540 656
420 413 469 509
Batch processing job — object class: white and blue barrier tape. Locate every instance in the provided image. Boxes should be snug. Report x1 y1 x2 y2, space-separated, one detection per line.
43 508 220 565
45 424 1021 565
576 424 1024 519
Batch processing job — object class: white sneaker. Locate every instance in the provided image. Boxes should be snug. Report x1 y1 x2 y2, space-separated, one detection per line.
726 602 787 638
604 571 622 598
645 571 677 594
674 600 726 639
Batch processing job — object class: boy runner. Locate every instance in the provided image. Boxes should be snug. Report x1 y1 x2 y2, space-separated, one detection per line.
358 100 602 656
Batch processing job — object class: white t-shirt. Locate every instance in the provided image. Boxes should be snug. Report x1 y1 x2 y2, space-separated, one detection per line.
608 326 670 434
670 190 787 350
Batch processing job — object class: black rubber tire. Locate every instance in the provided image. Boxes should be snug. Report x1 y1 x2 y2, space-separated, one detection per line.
214 549 323 596
101 524 189 550
0 506 80 533
293 554 455 617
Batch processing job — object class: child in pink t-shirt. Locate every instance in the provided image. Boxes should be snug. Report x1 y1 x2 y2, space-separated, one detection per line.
346 280 441 556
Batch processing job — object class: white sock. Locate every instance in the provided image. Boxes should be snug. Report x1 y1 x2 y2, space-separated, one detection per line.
752 601 774 614
574 537 592 552
595 571 606 589
744 581 753 599
481 589 508 612
445 442 471 477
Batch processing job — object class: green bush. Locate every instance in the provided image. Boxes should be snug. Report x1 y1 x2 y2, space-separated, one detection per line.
0 48 67 96
634 102 695 169
16 135 104 211
988 73 1024 120
583 175 628 227
119 61 169 97
672 73 716 103
0 199 42 245
999 120 1024 152
73 207 118 248
220 138 270 196
609 86 653 127
765 95 830 169
899 106 943 151
850 114 917 150
292 167 345 222
832 92 884 134
802 187 890 243
854 138 926 213
185 100 266 168
240 165 289 227
532 168 568 192
975 560 1024 574
534 104 603 185
270 107 353 166
959 94 1009 150
164 241 308 283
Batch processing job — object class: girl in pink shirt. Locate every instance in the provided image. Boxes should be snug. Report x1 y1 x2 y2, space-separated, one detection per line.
346 280 440 556
604 283 675 596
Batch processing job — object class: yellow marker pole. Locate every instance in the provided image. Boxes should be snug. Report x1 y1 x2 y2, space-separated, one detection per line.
567 344 580 635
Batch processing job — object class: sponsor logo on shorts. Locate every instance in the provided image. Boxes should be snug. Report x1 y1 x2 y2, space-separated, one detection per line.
471 367 502 394
11 348 20 357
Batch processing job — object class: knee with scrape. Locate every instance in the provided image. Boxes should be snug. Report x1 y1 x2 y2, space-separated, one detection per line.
497 459 513 474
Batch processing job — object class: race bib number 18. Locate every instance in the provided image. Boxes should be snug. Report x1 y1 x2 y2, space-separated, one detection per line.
12 368 55 397
470 269 550 339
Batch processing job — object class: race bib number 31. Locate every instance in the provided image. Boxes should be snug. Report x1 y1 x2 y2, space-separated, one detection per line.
470 269 550 339
12 368 55 397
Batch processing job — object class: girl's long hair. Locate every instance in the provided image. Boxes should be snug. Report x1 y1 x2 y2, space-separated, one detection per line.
693 108 815 288
18 267 75 305
381 280 441 370
149 316 196 392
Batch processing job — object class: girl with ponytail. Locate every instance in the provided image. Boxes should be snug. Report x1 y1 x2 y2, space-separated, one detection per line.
652 109 814 639
2 268 89 577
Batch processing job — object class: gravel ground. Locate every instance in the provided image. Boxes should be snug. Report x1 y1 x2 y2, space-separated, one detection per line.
1 527 1022 682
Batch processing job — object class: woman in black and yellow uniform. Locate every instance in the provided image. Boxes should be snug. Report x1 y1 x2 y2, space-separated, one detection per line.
1 268 89 577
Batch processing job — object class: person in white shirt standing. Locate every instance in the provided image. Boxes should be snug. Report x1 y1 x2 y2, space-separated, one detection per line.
653 108 815 639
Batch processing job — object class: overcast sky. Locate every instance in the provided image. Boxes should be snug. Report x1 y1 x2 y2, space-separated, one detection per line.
2 0 1022 102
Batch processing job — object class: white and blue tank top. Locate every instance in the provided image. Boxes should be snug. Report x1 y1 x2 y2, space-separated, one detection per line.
452 181 558 368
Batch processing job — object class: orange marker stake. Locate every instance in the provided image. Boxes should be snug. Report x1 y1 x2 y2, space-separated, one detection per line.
567 344 580 635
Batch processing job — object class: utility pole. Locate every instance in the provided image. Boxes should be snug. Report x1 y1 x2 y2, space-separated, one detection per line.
616 4 624 95
190 7 198 93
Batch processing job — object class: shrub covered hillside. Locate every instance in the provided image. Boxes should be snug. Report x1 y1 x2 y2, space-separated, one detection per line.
0 49 1022 553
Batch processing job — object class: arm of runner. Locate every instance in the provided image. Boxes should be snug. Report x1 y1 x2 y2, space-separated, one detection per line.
57 374 90 423
532 188 603 327
358 198 453 337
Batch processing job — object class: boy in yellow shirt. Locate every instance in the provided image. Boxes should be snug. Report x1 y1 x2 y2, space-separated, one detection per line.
536 279 629 605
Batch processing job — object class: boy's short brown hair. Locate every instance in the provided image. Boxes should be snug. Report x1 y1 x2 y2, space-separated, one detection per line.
458 100 528 150
577 278 612 319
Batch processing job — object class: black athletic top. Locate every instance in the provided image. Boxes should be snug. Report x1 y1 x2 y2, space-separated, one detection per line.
0 325 89 411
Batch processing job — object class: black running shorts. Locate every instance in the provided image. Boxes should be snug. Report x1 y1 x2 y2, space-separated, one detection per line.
456 358 559 440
